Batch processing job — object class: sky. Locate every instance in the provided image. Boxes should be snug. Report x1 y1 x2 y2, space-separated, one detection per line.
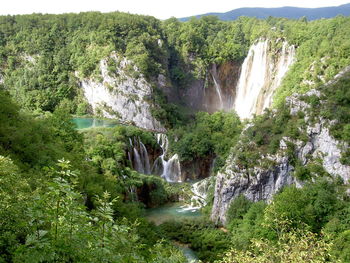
1 0 350 19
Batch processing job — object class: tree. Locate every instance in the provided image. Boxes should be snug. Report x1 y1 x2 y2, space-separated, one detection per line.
0 156 31 262
217 220 336 263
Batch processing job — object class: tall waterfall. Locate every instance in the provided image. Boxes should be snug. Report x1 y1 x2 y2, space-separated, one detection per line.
129 137 151 175
233 39 295 119
153 134 182 182
139 141 151 175
133 147 144 174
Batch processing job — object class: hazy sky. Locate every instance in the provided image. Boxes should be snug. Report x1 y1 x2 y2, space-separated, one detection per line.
1 0 350 19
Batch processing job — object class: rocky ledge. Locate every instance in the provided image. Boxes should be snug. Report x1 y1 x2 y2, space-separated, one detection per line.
211 72 350 225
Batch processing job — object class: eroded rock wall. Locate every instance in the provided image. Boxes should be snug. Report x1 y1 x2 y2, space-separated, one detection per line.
211 76 350 224
79 53 165 132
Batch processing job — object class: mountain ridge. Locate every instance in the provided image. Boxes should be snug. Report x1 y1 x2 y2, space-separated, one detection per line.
179 3 350 21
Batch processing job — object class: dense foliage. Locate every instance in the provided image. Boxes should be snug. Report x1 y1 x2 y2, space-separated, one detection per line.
169 111 242 171
1 13 349 124
0 12 166 114
1 11 350 263
0 90 188 262
219 180 349 262
158 178 350 262
160 219 231 262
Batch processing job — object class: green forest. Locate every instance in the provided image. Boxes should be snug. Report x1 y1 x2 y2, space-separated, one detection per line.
0 10 350 263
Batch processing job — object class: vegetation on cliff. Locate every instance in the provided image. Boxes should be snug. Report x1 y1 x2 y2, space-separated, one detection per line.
0 11 350 263
0 89 187 262
1 13 350 124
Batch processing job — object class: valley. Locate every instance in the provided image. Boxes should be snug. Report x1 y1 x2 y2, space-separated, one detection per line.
0 10 349 263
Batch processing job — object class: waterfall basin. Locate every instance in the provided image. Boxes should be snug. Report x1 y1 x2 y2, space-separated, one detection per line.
145 203 201 225
71 117 119 130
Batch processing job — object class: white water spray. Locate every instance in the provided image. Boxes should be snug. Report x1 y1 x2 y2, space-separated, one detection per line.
234 39 295 119
140 141 151 175
133 147 144 174
154 134 182 182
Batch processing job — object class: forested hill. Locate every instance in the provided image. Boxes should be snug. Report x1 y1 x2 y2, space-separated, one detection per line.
1 10 350 263
1 12 350 124
179 3 350 21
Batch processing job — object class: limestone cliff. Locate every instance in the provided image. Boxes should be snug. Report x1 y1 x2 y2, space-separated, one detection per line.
211 68 350 225
78 53 165 132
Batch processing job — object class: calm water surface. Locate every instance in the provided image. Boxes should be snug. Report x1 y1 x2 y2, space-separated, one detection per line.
71 118 119 129
145 203 201 225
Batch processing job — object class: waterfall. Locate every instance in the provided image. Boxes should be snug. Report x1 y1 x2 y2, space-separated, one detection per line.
154 134 182 182
162 154 181 182
127 134 182 182
129 137 151 175
262 41 296 110
92 118 97 128
140 141 151 175
212 74 223 110
189 177 213 208
233 39 295 119
133 147 144 174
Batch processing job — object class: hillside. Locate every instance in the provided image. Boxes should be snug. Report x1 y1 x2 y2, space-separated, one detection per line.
180 3 350 21
0 12 350 263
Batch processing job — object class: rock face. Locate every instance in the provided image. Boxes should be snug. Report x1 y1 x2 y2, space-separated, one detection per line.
212 153 296 225
286 90 350 183
211 80 350 225
181 156 215 181
79 53 165 132
176 61 241 113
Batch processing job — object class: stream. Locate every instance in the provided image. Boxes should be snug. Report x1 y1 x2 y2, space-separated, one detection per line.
177 243 199 263
145 203 200 262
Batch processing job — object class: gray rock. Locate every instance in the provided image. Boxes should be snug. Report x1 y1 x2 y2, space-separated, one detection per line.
79 53 165 132
212 154 295 224
211 85 350 225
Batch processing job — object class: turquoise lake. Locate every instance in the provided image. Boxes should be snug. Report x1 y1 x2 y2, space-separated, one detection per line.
71 118 119 130
145 203 201 225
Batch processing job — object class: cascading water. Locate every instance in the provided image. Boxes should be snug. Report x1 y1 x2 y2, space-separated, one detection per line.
212 74 223 110
261 41 295 110
129 137 151 175
133 147 144 174
127 134 181 182
189 177 214 208
92 118 97 128
233 39 295 119
140 141 151 175
154 134 182 182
